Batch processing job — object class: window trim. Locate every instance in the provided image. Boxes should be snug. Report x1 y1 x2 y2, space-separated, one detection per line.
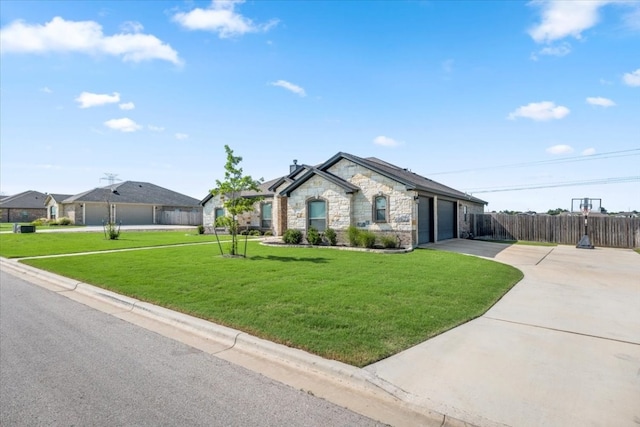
373 194 389 223
306 197 328 232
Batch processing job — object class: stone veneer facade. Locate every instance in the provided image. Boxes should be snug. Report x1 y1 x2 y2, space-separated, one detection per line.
286 159 417 247
202 194 273 234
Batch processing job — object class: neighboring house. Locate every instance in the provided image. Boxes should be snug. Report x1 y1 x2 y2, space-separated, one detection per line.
202 152 487 247
201 177 281 233
45 181 202 226
0 190 48 223
45 193 73 221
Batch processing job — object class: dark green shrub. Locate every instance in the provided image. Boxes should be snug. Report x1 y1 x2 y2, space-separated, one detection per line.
380 235 398 249
249 229 262 236
283 229 303 244
197 224 205 234
263 230 273 236
324 228 337 246
360 231 376 248
347 225 360 247
306 227 322 245
58 217 72 226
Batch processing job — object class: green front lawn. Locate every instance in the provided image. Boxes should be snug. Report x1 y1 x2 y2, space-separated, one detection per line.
0 231 235 258
20 241 522 367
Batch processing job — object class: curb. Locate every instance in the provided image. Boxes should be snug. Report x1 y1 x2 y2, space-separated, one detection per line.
1 256 452 426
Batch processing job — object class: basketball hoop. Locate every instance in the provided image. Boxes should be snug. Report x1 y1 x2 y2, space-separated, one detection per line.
571 197 601 249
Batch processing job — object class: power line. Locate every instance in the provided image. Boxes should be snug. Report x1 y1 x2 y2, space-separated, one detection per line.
465 176 640 194
427 148 640 176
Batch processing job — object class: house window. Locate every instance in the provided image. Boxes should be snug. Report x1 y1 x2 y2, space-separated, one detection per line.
308 199 327 231
261 202 272 228
374 195 388 222
214 207 225 226
50 205 57 220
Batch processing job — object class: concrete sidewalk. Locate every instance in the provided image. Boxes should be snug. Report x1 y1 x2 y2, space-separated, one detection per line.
366 242 640 426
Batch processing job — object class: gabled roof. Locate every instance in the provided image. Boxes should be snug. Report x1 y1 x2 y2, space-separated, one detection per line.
45 193 73 204
200 177 281 206
280 152 487 204
279 166 360 197
0 190 48 208
62 181 200 206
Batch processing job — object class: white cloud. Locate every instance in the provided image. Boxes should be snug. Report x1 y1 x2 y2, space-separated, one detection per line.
104 117 142 132
119 102 135 110
173 0 278 38
582 148 596 155
148 125 165 132
546 144 574 154
0 16 182 65
373 136 401 147
623 69 640 86
120 21 143 34
508 101 570 121
41 86 52 93
270 80 306 97
528 0 609 44
175 133 189 140
530 42 572 60
76 91 120 108
586 96 615 107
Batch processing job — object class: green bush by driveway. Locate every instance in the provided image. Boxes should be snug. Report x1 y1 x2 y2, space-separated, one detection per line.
19 241 523 367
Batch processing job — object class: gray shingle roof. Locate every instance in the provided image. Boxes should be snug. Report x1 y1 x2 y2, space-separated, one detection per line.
0 190 48 208
201 177 280 205
63 181 200 206
279 152 487 205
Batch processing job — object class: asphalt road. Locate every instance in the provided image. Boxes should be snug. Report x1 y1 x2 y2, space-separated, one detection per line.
0 271 383 427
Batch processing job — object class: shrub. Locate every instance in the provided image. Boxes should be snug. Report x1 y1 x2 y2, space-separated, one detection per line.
49 220 59 226
360 231 377 248
197 224 205 234
306 227 322 245
104 222 120 240
380 235 398 249
263 230 273 236
282 229 303 244
31 219 44 226
249 229 262 236
347 226 360 247
58 217 72 225
324 228 337 246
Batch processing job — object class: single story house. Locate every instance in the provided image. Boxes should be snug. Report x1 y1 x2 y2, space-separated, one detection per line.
201 177 281 233
45 193 73 221
203 152 487 248
45 181 202 226
0 190 48 223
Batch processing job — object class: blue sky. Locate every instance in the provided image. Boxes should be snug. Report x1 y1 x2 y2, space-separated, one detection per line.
1 0 638 212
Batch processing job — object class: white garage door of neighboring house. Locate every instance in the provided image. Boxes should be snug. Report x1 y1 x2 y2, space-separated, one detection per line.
437 200 456 241
85 203 109 226
116 204 153 225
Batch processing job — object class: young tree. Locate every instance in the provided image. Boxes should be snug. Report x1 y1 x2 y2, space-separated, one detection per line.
210 145 263 257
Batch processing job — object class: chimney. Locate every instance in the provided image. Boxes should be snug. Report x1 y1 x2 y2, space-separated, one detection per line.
289 159 299 174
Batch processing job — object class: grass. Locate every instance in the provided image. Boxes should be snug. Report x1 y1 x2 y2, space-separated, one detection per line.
0 222 82 232
19 241 522 367
0 230 240 258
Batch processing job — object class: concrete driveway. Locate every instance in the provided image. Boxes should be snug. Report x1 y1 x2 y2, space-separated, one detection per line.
365 240 640 427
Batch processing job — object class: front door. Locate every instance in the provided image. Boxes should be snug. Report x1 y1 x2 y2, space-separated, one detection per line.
418 196 432 244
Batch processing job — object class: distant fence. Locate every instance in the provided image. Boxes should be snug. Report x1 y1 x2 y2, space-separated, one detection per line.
159 210 202 226
470 213 640 248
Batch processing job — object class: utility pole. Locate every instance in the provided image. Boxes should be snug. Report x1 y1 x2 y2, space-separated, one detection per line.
100 173 122 186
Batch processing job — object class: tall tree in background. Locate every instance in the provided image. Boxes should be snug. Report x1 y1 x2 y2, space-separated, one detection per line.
210 145 263 257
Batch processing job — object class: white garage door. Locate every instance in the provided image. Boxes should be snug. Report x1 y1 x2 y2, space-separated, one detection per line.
116 205 153 225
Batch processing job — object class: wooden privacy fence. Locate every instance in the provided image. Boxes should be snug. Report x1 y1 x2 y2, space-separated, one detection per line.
470 213 640 248
159 210 202 226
